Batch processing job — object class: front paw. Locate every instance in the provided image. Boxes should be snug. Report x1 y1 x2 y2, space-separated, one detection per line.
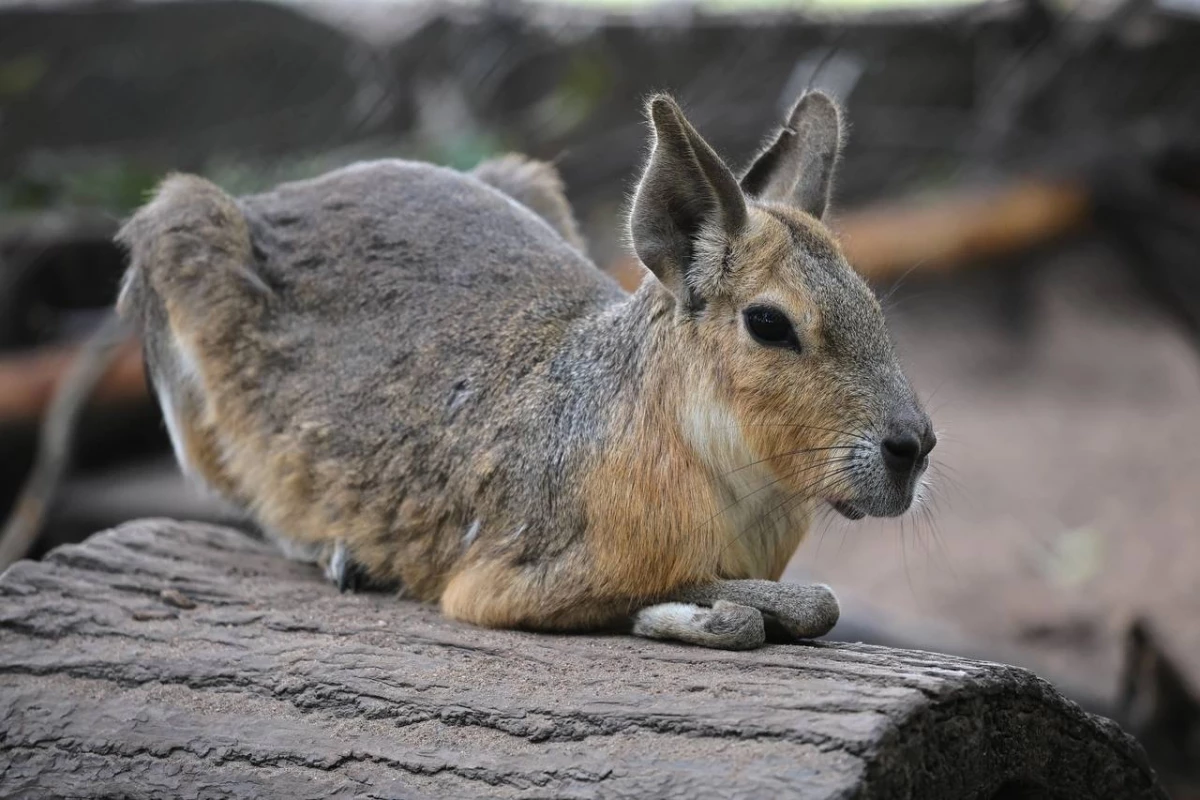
767 583 840 641
702 601 767 650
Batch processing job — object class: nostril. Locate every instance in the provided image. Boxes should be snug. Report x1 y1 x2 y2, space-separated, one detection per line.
881 434 922 473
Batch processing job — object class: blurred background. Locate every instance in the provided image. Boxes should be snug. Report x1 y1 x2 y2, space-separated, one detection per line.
1 0 1199 792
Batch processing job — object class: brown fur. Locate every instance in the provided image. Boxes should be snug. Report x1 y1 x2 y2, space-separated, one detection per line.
117 95 933 648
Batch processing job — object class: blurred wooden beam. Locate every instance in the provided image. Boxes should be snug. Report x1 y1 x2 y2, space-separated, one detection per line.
607 178 1092 291
0 335 146 428
839 179 1091 280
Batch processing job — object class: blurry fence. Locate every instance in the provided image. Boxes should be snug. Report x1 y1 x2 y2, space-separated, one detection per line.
3 0 1199 234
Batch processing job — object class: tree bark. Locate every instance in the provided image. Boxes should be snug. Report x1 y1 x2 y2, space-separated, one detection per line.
0 520 1165 799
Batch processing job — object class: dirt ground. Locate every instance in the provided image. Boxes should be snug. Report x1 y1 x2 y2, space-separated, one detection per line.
787 243 1200 703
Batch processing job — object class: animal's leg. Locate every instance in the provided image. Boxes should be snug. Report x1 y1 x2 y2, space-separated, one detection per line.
631 601 765 650
440 559 613 631
677 580 839 640
441 562 762 649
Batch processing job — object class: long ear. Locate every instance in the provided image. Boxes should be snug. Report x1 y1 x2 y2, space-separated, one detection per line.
630 95 747 305
740 92 842 219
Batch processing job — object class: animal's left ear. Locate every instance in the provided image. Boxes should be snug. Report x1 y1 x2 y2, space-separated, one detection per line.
740 92 843 220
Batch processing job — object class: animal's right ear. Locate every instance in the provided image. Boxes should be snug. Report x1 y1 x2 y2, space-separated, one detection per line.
740 92 843 219
630 95 747 307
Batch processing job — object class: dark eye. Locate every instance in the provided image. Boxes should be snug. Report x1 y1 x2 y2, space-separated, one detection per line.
743 305 800 351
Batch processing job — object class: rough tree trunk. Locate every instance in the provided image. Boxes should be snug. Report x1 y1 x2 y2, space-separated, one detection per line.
0 520 1166 799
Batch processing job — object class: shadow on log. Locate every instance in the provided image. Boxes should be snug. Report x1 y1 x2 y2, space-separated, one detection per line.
0 520 1167 799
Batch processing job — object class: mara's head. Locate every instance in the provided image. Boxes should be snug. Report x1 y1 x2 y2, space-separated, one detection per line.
630 92 935 519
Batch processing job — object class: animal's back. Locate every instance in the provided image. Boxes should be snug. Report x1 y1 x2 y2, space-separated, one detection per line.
120 159 628 595
238 161 621 459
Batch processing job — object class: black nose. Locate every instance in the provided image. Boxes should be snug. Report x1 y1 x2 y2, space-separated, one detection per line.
881 423 936 476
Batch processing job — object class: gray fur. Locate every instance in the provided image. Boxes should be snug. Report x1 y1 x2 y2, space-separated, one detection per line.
240 164 629 573
470 154 586 253
741 92 842 219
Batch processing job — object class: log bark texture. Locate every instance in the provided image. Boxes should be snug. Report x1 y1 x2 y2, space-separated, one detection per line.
0 520 1166 799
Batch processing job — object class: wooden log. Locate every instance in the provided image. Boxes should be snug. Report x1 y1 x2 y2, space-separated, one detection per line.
0 334 145 428
0 520 1165 799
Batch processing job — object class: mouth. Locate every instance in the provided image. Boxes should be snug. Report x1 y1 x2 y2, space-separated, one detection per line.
829 499 866 520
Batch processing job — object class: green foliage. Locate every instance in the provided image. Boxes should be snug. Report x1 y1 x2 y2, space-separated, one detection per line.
418 130 507 172
534 50 612 138
0 54 47 98
0 160 162 214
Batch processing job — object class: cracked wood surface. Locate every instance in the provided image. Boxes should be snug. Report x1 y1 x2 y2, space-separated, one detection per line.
0 520 1166 799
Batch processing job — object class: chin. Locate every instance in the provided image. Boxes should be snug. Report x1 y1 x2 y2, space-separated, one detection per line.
828 499 867 520
826 467 929 520
828 493 915 520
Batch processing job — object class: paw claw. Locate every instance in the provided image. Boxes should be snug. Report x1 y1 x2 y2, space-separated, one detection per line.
325 541 368 593
322 541 399 594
